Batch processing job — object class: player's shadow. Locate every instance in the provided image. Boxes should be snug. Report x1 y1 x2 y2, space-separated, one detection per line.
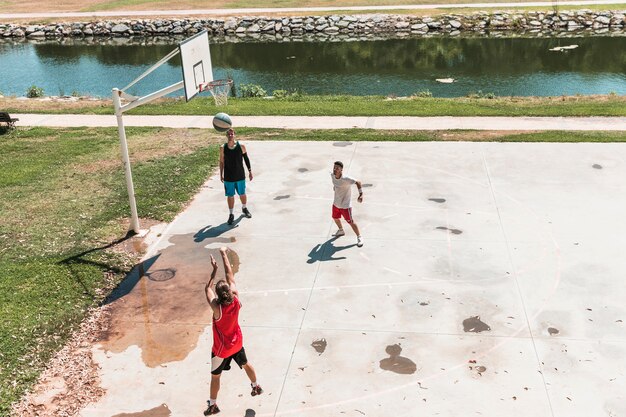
194 215 244 242
307 236 356 264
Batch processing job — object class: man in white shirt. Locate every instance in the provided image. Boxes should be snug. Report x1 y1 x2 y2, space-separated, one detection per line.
331 161 364 247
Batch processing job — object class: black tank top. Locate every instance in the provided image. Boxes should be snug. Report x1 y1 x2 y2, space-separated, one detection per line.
223 141 245 182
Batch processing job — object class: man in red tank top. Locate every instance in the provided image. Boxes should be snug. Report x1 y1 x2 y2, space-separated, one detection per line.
204 247 263 415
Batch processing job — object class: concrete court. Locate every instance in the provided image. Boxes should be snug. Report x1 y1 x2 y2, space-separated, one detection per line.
81 141 625 417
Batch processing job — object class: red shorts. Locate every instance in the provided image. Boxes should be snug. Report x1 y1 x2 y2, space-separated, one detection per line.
332 205 353 223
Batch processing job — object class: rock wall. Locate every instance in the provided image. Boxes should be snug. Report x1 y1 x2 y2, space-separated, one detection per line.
1 10 625 40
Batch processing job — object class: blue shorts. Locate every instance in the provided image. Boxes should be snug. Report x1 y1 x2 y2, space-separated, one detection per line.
224 180 246 197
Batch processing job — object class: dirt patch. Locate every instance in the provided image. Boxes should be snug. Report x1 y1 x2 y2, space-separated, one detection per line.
11 307 111 417
72 128 219 174
439 130 534 141
0 96 111 112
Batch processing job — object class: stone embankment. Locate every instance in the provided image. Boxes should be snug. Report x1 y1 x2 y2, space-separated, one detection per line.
1 10 625 39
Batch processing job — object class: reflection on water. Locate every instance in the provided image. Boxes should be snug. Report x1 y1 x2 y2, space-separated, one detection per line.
0 36 624 98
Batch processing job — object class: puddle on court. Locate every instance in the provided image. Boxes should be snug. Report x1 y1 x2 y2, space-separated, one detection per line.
333 142 353 147
548 327 560 335
379 344 417 375
298 168 309 172
463 316 491 333
99 233 240 367
311 338 327 355
112 403 170 417
274 195 291 200
436 226 463 235
592 164 603 169
429 198 446 203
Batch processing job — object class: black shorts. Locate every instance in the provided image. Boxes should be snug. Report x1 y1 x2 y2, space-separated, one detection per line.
211 347 248 375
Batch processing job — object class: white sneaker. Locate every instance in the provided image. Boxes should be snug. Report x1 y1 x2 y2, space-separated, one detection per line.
334 229 346 237
357 236 363 247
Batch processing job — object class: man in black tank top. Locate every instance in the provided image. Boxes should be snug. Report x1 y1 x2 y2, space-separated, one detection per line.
219 129 253 225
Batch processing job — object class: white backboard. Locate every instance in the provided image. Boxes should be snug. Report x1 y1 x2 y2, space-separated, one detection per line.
179 30 213 102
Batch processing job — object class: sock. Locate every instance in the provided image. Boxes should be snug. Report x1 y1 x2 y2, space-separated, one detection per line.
229 208 234 214
242 204 247 209
209 399 216 405
251 382 258 387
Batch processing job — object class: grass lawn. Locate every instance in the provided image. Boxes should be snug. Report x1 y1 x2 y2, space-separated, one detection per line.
0 126 221 415
3 95 626 117
1 125 626 414
0 0 597 14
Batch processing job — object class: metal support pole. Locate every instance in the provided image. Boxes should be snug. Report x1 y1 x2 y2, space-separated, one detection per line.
112 88 141 234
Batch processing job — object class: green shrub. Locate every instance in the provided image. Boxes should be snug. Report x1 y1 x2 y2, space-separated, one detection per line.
26 85 44 98
466 90 496 99
238 83 266 98
272 89 289 99
71 90 80 97
413 90 433 98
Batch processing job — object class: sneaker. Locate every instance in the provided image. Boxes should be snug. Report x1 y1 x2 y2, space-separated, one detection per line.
251 384 264 396
227 214 234 225
357 236 364 247
333 229 345 237
242 207 252 219
204 403 220 415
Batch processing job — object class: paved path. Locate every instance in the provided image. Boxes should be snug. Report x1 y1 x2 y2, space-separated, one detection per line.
13 113 626 130
0 0 624 19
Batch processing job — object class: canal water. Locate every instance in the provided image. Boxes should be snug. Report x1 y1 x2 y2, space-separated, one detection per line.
0 35 624 98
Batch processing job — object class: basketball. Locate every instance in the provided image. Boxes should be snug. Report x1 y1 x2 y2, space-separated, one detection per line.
213 112 232 132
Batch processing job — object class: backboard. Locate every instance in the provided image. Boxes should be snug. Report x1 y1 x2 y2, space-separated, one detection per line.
179 30 213 102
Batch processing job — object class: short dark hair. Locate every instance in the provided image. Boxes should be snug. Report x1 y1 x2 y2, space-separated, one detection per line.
334 161 343 168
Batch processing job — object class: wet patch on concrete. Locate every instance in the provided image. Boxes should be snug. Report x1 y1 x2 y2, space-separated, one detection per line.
145 268 176 282
362 183 373 188
274 195 291 200
548 327 560 336
592 164 603 169
436 226 463 235
463 316 491 333
112 403 170 417
298 168 309 173
429 198 446 203
379 344 417 375
311 338 327 355
333 142 353 147
99 233 240 367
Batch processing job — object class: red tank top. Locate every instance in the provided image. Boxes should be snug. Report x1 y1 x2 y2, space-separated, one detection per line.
212 297 243 358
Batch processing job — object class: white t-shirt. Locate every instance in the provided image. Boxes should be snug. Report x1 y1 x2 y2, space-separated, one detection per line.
331 172 357 208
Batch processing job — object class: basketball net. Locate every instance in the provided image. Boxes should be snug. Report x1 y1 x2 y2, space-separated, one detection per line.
199 79 233 106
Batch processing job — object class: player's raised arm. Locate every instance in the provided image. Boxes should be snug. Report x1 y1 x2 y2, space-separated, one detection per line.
219 247 238 295
205 255 220 315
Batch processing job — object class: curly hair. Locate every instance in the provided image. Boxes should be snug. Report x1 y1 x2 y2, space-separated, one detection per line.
215 280 233 305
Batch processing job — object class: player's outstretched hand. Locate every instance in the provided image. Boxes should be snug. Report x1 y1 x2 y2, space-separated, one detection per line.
219 246 228 254
210 254 218 270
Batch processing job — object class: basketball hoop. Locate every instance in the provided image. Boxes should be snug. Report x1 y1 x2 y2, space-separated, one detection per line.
199 79 233 106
